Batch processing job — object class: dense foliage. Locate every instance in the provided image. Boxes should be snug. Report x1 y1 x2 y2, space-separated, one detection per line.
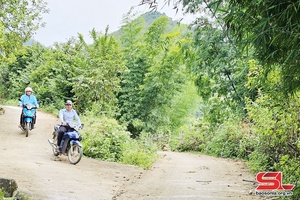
167 0 300 94
118 14 190 137
141 1 300 198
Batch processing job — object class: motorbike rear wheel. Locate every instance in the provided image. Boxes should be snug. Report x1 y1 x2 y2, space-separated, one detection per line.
25 122 30 137
67 144 82 165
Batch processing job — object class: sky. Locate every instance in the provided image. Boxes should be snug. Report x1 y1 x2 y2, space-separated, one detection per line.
33 0 195 46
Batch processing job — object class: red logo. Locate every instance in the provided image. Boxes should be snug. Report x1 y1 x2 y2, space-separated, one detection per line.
256 172 294 191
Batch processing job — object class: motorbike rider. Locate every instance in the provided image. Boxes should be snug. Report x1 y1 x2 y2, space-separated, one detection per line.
18 87 39 128
57 100 82 152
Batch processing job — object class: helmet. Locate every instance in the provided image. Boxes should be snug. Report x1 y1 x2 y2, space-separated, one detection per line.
65 100 73 105
25 87 33 93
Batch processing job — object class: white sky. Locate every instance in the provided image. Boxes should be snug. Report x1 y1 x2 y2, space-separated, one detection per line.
33 0 195 46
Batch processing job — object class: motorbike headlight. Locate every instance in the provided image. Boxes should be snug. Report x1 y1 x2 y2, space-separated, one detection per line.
26 105 33 109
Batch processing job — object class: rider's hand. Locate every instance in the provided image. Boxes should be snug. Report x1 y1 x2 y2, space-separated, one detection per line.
61 121 67 125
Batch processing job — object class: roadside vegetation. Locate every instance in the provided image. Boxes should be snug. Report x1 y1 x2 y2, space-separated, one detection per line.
0 0 300 199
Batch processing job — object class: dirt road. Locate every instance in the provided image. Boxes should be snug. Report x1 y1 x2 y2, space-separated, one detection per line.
0 106 260 200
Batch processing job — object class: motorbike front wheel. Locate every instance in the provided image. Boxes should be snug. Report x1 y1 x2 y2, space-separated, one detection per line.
51 133 59 156
25 122 30 137
67 144 82 165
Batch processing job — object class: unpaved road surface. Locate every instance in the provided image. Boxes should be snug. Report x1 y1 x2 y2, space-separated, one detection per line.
0 106 261 200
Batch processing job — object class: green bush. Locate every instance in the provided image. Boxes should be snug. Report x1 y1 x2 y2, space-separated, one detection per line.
0 189 4 199
205 118 253 158
206 127 239 157
245 93 300 199
175 120 210 152
82 116 131 162
81 115 158 168
0 189 17 200
121 135 158 169
274 155 300 198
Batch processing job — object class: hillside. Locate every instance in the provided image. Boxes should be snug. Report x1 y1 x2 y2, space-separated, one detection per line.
112 11 187 38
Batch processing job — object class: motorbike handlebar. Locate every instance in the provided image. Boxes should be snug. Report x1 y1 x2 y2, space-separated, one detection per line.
22 104 38 109
65 123 84 131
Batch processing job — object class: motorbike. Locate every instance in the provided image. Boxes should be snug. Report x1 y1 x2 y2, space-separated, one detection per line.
48 124 84 165
20 104 37 137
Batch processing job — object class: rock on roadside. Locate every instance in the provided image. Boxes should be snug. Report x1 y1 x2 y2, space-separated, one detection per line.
0 178 18 197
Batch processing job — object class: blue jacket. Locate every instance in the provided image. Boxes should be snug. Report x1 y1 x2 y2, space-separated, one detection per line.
18 94 39 107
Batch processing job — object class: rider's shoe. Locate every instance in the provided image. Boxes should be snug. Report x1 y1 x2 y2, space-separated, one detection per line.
56 146 62 153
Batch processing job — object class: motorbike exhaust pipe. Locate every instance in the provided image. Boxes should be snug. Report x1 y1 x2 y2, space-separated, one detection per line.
48 139 57 149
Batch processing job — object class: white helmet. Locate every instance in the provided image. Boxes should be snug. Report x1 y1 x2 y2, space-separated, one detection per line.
25 87 33 93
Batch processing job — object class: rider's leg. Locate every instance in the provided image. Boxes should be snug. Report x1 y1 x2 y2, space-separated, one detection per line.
61 137 70 153
19 113 23 127
57 126 67 149
32 114 36 129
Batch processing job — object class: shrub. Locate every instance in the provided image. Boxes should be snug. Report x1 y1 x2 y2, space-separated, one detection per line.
205 118 253 158
121 135 158 169
175 120 210 152
245 93 300 199
0 189 4 199
81 115 158 168
82 116 131 162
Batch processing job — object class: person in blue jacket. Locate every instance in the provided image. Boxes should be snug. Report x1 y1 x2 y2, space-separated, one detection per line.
18 87 39 128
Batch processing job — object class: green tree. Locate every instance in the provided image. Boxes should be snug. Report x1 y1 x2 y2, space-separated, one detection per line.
29 43 77 106
72 28 126 116
118 14 149 136
218 0 300 94
0 43 79 107
0 0 48 56
0 0 48 96
143 0 300 94
119 15 189 136
184 18 251 128
0 45 45 99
